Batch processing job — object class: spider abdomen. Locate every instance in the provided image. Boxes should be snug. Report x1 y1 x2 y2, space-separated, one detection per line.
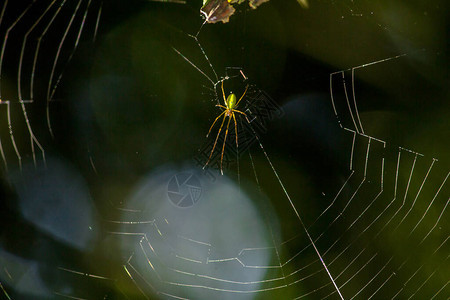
226 93 237 109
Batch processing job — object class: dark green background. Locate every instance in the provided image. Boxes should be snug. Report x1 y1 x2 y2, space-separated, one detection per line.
0 0 448 299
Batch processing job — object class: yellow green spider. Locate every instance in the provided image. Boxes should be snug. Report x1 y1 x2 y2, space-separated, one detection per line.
204 80 249 174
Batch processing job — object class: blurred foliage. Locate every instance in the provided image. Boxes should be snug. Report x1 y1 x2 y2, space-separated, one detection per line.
201 0 308 23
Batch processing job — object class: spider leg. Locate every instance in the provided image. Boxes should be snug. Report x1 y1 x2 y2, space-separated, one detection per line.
232 109 247 116
207 110 226 138
220 116 232 175
216 104 227 109
221 80 227 107
204 113 227 168
232 112 238 149
236 84 249 107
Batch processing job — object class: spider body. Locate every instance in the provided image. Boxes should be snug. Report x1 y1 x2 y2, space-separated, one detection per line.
226 93 237 111
204 81 248 174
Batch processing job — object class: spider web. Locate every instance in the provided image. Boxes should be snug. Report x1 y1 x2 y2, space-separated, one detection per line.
0 0 104 171
0 1 448 299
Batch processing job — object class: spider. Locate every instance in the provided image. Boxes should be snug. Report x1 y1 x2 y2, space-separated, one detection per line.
204 80 249 174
